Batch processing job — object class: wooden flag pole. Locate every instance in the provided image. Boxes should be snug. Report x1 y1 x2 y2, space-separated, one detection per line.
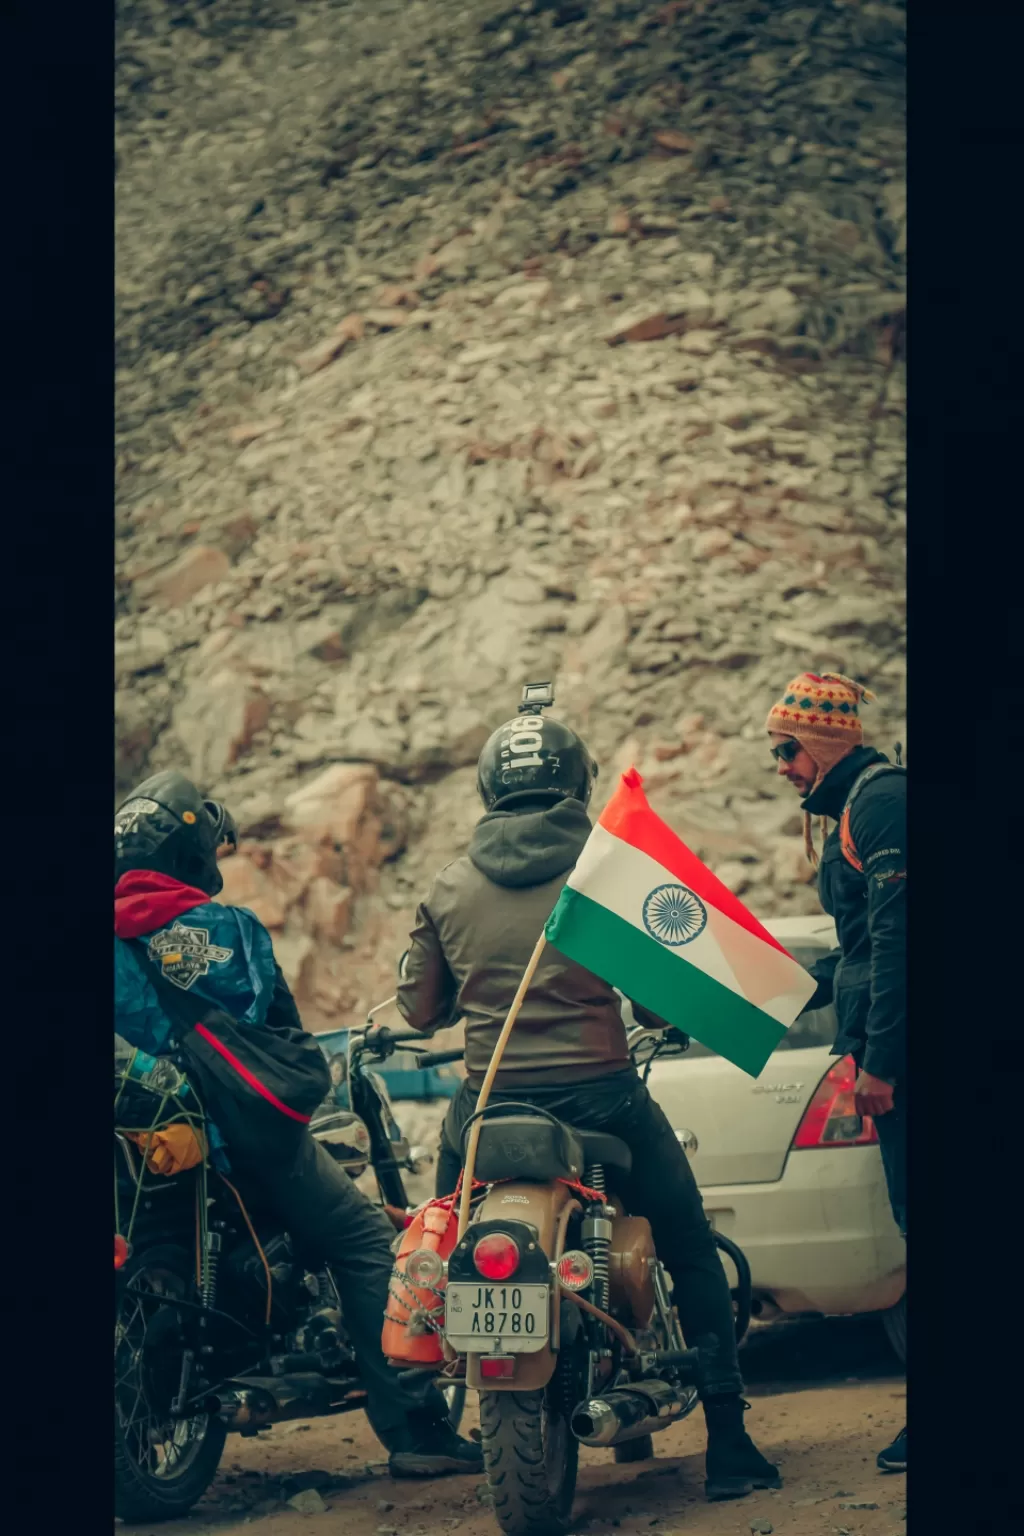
456 930 548 1239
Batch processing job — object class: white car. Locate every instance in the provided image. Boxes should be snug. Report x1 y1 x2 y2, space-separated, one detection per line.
642 914 906 1361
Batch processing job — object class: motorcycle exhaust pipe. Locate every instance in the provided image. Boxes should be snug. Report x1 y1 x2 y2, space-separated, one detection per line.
215 1386 276 1431
571 1380 685 1448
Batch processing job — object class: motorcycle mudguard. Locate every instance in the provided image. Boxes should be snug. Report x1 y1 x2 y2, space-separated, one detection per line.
464 1180 578 1393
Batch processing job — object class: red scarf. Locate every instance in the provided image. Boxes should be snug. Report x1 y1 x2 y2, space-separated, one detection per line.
115 870 211 939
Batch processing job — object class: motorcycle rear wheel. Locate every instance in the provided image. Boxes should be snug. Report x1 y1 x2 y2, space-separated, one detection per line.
479 1331 585 1536
114 1245 227 1524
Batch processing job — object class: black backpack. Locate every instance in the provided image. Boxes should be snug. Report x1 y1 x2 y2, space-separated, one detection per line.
130 940 330 1162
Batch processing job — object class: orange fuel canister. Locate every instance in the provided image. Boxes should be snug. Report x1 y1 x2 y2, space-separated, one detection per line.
382 1195 459 1366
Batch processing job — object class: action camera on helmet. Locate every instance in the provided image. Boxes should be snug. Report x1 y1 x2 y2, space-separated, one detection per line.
518 681 555 713
477 682 598 812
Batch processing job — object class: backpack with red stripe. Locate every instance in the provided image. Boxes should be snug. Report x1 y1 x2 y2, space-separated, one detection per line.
132 940 330 1159
838 761 906 872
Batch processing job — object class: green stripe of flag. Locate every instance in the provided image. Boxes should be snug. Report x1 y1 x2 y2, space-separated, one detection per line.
545 887 785 1078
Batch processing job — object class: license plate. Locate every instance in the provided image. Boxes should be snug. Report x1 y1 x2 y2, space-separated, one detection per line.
444 1283 550 1353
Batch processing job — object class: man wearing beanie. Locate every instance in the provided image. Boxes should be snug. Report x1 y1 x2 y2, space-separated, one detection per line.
765 672 906 1475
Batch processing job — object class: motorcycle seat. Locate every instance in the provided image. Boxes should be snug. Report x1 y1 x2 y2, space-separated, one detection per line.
568 1128 633 1177
473 1114 585 1183
470 1113 633 1184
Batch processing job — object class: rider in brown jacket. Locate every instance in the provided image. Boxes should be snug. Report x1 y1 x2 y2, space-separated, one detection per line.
397 691 780 1503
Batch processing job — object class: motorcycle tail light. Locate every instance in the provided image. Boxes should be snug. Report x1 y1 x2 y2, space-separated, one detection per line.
472 1232 521 1281
556 1249 594 1292
792 1055 879 1149
479 1355 516 1380
114 1235 130 1270
405 1248 444 1287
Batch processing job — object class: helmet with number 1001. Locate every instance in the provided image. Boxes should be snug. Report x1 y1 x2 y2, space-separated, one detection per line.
476 710 598 812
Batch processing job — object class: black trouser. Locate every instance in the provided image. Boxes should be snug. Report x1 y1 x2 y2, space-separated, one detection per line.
233 1130 446 1449
437 1069 743 1398
874 1085 906 1238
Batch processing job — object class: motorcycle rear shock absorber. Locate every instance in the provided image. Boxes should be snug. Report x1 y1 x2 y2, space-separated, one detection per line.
194 1228 223 1373
581 1163 612 1316
202 1230 222 1310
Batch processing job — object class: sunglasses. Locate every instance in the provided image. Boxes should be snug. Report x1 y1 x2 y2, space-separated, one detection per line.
770 739 802 764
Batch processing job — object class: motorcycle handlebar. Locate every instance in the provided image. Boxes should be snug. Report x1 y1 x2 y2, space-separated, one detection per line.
353 1025 452 1061
413 1047 465 1068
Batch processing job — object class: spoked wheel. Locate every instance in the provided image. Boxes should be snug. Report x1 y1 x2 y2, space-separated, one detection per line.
480 1331 585 1536
114 1245 227 1524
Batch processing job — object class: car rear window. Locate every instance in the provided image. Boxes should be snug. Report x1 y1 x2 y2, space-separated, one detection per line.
682 942 838 1059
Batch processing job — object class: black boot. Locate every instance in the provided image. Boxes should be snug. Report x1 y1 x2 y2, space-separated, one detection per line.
877 1424 906 1473
703 1395 781 1501
387 1410 484 1479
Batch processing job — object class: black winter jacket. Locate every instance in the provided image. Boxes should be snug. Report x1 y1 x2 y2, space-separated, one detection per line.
801 747 906 1084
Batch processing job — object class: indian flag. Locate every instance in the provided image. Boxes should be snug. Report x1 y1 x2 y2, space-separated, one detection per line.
544 769 817 1078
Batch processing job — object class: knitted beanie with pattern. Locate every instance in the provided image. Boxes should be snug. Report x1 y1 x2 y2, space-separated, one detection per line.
765 672 875 783
765 673 877 868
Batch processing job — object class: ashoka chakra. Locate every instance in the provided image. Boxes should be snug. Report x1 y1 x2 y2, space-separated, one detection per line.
642 883 708 947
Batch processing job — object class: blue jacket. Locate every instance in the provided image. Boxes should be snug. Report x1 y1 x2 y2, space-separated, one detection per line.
115 901 279 1055
115 895 282 1169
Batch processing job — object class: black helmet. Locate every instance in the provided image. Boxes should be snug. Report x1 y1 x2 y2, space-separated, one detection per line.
204 799 238 854
114 770 223 896
476 712 598 812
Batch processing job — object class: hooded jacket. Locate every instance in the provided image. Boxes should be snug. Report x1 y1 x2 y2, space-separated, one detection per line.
801 746 906 1083
396 798 669 1087
114 871 289 1055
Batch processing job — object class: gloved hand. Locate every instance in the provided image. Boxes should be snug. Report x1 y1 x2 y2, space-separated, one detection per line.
127 1124 207 1176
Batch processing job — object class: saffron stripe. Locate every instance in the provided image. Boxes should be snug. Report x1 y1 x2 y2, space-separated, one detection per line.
193 1023 312 1124
597 769 788 955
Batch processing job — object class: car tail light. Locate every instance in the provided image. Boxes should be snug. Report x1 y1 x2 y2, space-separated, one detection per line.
792 1055 878 1149
114 1235 130 1270
472 1232 521 1281
556 1250 594 1292
405 1248 444 1287
479 1355 516 1380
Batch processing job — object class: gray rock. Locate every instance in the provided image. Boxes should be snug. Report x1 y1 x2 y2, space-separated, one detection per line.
287 1488 329 1515
115 0 905 1000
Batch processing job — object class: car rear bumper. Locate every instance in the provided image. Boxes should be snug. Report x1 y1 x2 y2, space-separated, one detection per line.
701 1146 906 1318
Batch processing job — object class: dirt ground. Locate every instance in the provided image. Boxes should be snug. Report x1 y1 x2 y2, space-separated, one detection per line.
121 1315 906 1536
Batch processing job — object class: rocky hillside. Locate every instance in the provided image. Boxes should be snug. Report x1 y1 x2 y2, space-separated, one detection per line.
115 0 905 1029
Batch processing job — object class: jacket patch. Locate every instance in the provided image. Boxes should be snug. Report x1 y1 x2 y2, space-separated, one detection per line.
864 846 903 868
148 922 235 991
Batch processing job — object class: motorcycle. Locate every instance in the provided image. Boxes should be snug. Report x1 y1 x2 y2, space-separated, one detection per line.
113 1014 463 1525
380 1018 753 1536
